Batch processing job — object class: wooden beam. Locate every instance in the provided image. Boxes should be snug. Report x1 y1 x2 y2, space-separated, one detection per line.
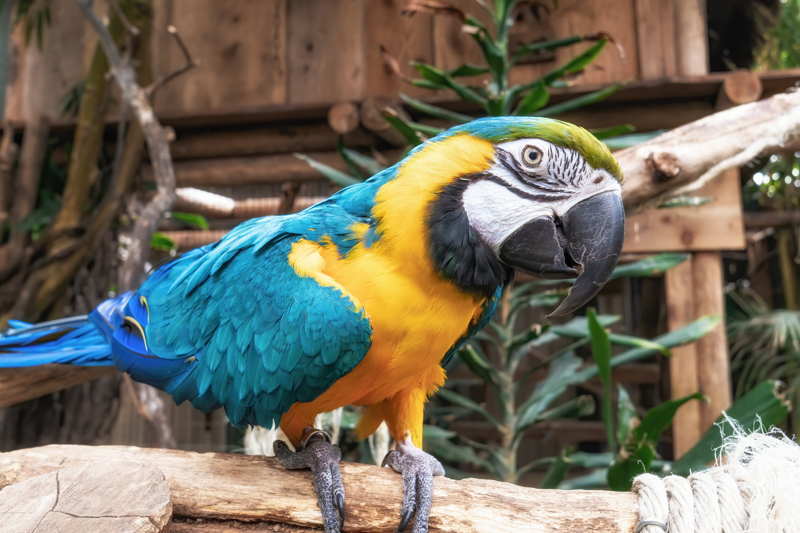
745 210 800 228
692 252 732 429
664 256 703 458
150 152 345 187
623 168 745 252
0 444 639 533
716 70 763 109
0 365 116 408
170 124 370 161
327 102 360 135
674 0 708 76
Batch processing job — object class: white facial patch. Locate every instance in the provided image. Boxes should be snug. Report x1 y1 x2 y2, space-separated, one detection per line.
460 138 621 250
462 175 551 250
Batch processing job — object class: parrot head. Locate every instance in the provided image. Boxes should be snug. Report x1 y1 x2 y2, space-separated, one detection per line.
380 116 624 317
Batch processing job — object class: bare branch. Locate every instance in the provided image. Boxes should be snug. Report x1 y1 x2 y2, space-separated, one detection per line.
619 89 800 212
146 24 196 98
76 0 180 289
110 0 140 36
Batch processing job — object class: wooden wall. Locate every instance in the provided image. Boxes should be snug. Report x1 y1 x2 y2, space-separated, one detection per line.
6 0 705 124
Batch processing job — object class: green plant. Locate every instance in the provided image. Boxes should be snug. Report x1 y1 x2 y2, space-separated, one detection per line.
554 380 789 490
728 285 800 428
299 0 657 184
424 254 719 483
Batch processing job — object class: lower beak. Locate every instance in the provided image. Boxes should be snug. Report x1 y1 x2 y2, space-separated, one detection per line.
498 190 625 317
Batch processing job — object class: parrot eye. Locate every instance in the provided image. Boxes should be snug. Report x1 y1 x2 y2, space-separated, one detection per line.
520 145 543 169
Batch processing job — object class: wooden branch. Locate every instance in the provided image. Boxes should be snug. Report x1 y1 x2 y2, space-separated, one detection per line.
0 444 639 532
618 89 800 212
0 116 47 279
0 123 17 230
76 0 193 291
0 365 116 408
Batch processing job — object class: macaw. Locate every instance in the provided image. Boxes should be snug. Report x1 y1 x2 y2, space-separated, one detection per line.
0 117 624 533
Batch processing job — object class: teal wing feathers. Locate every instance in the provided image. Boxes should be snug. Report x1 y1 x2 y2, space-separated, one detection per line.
116 209 372 428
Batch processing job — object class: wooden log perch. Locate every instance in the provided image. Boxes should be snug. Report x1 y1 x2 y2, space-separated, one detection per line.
618 89 800 212
0 461 171 533
0 444 639 533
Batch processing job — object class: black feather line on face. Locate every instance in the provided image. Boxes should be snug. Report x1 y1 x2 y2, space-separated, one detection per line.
496 146 579 195
427 174 512 297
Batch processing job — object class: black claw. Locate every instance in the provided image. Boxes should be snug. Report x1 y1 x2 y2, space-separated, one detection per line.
398 506 414 532
384 445 444 533
273 430 345 533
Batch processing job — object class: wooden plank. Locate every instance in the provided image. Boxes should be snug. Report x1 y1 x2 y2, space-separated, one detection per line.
665 257 703 458
692 251 732 430
623 168 746 253
364 0 435 98
286 0 367 105
154 0 288 114
634 0 677 79
0 445 640 533
0 365 116 408
431 0 492 72
548 0 640 85
674 0 708 76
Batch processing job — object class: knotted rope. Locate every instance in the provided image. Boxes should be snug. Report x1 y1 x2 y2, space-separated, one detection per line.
633 427 800 532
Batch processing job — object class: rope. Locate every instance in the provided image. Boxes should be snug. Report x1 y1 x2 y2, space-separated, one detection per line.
633 427 800 533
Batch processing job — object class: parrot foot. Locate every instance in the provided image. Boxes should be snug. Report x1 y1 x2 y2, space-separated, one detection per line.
382 437 444 533
274 429 345 533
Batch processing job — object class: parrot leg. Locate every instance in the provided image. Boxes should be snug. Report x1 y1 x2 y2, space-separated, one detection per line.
274 428 345 533
382 436 444 533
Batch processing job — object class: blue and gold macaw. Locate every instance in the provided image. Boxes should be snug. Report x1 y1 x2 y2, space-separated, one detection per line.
0 117 624 532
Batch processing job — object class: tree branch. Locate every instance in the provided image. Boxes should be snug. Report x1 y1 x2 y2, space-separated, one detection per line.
76 0 193 290
619 89 800 212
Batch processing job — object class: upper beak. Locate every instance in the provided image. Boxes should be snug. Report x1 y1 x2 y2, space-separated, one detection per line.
498 190 625 318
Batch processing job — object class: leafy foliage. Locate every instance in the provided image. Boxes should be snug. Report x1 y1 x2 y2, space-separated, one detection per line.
427 254 722 484
728 286 800 428
300 0 644 184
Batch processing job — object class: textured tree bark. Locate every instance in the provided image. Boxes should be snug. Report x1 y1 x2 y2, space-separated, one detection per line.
617 89 800 212
0 444 639 533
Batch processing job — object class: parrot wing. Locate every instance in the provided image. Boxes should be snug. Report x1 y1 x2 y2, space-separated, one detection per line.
98 211 373 428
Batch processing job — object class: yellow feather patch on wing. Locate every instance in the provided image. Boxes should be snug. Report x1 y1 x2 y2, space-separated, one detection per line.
287 238 367 314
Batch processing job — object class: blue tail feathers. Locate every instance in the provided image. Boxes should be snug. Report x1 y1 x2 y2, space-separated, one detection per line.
0 315 113 367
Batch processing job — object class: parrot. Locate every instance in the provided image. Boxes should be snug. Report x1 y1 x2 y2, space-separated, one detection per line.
0 116 624 533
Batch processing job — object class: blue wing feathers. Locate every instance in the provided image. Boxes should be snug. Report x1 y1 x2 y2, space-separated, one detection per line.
126 209 374 427
0 206 373 430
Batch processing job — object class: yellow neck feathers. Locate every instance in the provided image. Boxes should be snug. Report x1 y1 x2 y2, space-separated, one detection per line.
371 134 495 269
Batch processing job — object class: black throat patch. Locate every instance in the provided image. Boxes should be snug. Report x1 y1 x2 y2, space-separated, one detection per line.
427 174 511 296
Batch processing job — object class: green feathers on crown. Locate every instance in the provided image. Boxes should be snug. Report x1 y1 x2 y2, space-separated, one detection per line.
440 117 623 181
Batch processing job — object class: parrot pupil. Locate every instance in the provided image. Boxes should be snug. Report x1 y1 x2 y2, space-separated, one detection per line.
522 146 542 167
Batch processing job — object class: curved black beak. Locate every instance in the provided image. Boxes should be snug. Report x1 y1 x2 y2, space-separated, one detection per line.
498 191 625 317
